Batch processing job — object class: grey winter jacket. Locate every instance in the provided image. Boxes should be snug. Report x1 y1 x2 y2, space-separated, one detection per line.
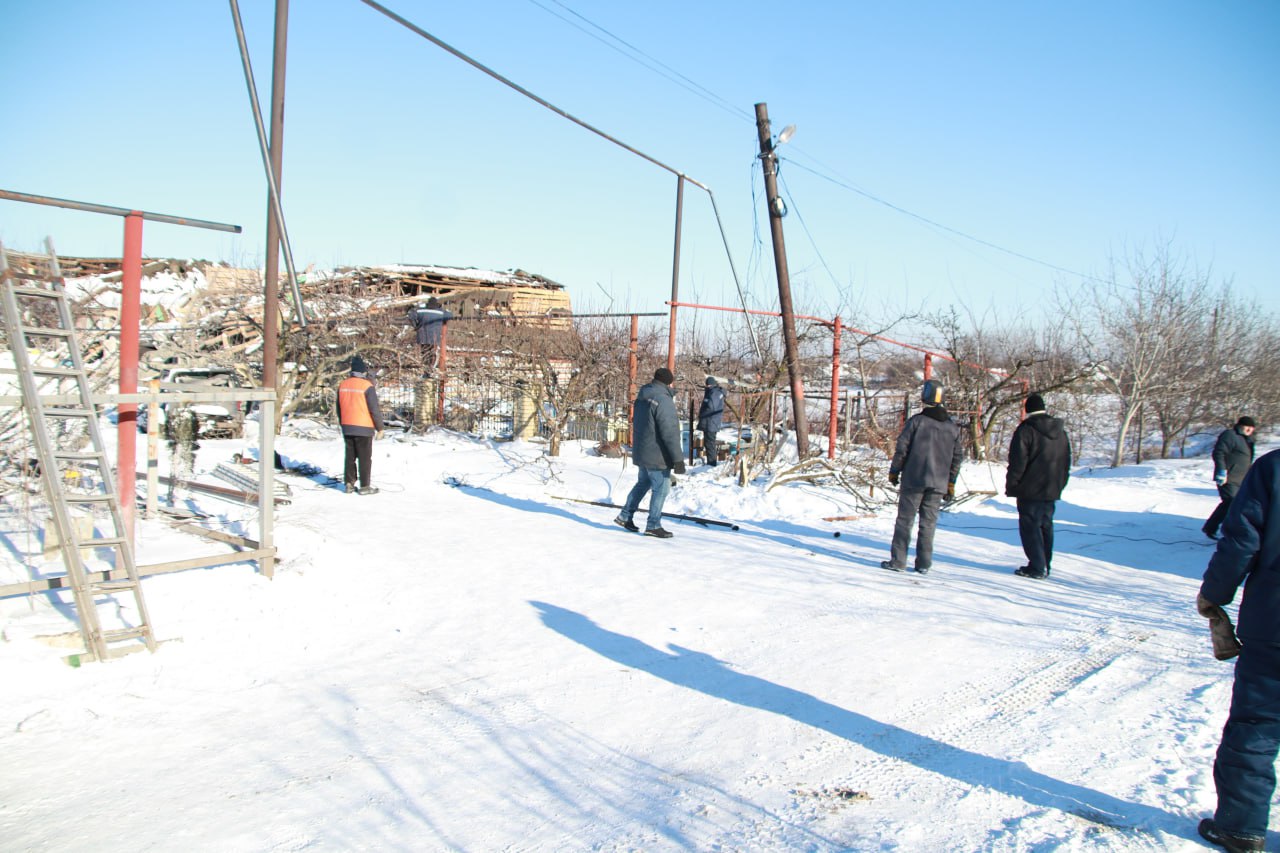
890 406 964 492
1005 413 1071 501
1213 426 1256 491
631 381 683 470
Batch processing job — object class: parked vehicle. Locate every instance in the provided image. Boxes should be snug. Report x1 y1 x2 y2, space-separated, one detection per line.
137 366 248 439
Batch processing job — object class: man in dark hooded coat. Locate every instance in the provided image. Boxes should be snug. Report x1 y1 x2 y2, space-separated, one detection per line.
615 368 686 538
1005 392 1072 579
697 376 726 464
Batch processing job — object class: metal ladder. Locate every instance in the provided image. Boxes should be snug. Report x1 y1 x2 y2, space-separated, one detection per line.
1 239 157 661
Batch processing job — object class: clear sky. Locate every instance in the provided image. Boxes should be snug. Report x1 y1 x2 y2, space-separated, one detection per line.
2 0 1277 325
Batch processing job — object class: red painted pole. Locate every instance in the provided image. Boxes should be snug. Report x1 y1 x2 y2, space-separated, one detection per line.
923 352 933 381
829 316 841 460
118 212 143 542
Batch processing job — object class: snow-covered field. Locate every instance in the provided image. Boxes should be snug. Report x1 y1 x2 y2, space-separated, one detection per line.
0 423 1267 851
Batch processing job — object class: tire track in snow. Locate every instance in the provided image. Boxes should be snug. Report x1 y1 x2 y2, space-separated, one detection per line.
734 619 1166 849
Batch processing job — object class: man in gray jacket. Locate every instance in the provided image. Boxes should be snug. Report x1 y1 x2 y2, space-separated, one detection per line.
881 380 964 574
616 367 686 538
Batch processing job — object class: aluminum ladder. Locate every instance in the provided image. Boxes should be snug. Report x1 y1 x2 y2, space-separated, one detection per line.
0 239 157 661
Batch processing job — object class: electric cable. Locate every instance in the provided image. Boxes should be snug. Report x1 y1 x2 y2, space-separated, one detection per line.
523 0 752 123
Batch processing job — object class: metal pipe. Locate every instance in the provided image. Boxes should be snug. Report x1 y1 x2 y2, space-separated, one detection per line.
667 175 683 372
0 189 239 232
118 215 143 542
829 316 841 460
262 0 290 390
228 0 307 327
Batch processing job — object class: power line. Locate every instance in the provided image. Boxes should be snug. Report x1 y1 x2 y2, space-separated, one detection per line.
523 0 753 124
781 156 1102 283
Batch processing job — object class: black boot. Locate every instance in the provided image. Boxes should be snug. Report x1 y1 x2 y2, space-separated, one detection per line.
1198 818 1264 852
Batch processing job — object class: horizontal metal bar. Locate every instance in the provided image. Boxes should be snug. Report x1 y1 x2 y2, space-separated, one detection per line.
0 189 241 233
0 389 278 407
0 548 274 599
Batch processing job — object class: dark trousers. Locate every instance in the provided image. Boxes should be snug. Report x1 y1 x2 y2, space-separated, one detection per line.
1214 642 1280 838
343 434 373 487
890 489 944 569
1016 499 1056 573
1205 484 1237 536
700 422 719 463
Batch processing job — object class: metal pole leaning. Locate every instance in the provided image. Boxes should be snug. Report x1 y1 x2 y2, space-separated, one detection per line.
228 0 308 327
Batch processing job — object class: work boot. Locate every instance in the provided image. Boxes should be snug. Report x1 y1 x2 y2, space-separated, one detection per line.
614 516 639 532
1197 818 1264 852
1014 565 1048 579
357 485 380 495
345 483 356 494
644 527 673 539
880 561 906 572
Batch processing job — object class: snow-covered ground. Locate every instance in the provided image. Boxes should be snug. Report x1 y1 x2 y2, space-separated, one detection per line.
0 423 1268 851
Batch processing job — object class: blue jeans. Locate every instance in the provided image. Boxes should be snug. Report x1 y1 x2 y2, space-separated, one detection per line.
619 466 672 531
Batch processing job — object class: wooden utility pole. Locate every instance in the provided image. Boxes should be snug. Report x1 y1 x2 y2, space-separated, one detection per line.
754 102 809 456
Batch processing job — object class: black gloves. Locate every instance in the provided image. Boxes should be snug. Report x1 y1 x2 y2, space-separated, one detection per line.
673 461 686 475
888 470 899 487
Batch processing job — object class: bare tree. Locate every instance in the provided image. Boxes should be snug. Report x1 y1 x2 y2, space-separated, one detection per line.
1064 243 1214 466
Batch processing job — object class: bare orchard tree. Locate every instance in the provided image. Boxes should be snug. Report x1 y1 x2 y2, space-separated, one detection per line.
457 313 649 456
1063 242 1215 467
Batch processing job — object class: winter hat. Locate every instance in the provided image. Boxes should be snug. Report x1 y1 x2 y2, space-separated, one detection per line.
705 375 718 387
921 379 944 406
350 355 368 374
1237 416 1257 429
653 367 675 386
1025 393 1046 414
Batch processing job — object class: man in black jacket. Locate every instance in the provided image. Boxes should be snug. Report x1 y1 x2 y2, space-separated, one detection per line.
1005 393 1072 580
1196 448 1280 852
1204 416 1258 540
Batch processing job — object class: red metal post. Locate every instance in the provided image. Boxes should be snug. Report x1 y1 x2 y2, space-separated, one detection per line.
829 316 841 460
436 321 449 424
118 212 143 541
923 352 933 381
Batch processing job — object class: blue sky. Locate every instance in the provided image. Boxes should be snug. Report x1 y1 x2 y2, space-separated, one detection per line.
2 0 1277 325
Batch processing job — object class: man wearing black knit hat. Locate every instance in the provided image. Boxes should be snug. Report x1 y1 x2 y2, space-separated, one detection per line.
1203 416 1258 540
1005 392 1072 579
615 367 685 538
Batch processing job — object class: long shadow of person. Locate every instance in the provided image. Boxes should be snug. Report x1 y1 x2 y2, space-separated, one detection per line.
531 601 1179 839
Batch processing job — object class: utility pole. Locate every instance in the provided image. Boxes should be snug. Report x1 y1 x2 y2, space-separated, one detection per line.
754 102 809 456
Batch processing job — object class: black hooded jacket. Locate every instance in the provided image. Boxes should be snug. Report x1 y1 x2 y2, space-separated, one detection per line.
1005 412 1072 501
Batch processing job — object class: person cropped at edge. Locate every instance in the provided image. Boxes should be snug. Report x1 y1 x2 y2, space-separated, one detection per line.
1196 447 1280 853
337 355 385 495
1005 392 1072 580
615 367 685 539
881 379 964 574
697 376 726 465
1204 416 1258 540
